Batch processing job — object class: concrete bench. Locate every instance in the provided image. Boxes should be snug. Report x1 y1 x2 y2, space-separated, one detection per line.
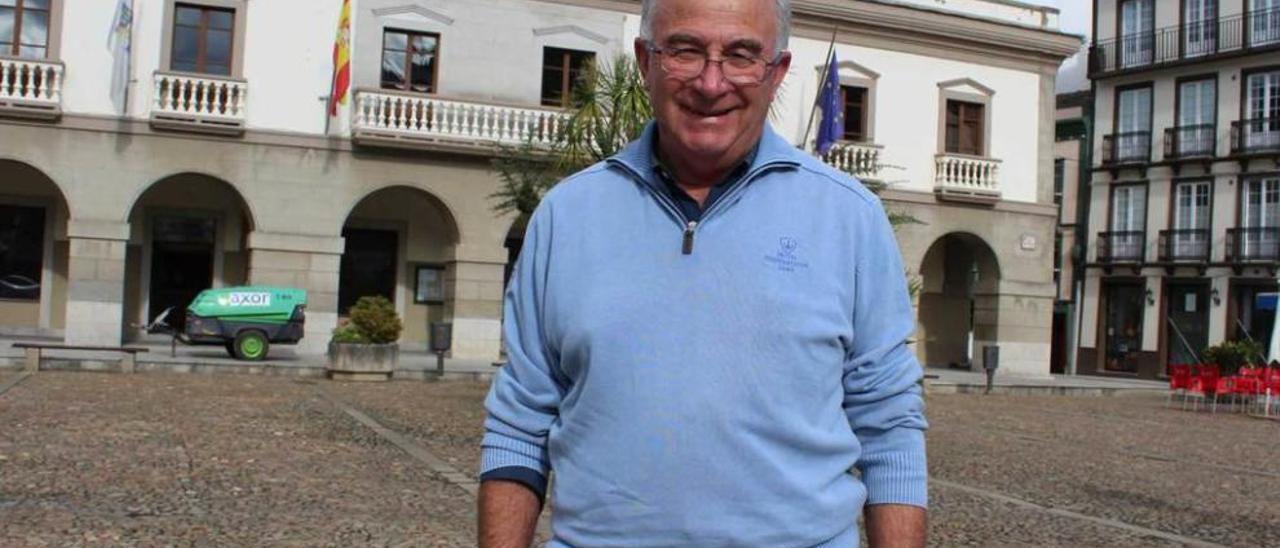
11 342 149 374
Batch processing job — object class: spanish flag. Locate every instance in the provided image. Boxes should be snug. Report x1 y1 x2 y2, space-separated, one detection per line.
328 0 351 117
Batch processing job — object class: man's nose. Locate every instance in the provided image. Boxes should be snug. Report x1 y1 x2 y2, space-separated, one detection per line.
691 59 734 97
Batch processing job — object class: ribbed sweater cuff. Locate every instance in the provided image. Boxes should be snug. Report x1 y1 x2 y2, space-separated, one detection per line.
861 430 928 508
480 431 548 476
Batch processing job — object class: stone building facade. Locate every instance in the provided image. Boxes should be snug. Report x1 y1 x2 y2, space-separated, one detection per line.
0 0 1076 373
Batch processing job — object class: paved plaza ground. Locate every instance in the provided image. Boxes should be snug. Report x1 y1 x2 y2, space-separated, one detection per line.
1 371 1277 546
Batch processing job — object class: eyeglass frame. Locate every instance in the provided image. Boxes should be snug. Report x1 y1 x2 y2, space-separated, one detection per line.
643 42 787 86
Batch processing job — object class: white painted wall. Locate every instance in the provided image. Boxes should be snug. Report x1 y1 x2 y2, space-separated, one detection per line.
778 37 1045 203
351 0 632 108
53 0 1049 205
892 0 1060 29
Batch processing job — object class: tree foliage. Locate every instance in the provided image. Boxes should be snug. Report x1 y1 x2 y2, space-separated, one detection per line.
489 54 652 220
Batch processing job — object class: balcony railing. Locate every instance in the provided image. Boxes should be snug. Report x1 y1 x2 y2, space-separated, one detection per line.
150 72 248 134
1157 229 1211 263
351 89 569 150
1101 132 1152 166
822 141 882 181
1226 227 1280 263
933 153 1000 203
1098 231 1146 263
1231 118 1280 155
1089 8 1280 77
0 56 63 120
1163 125 1216 159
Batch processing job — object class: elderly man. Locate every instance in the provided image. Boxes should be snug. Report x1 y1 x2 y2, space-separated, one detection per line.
478 0 928 545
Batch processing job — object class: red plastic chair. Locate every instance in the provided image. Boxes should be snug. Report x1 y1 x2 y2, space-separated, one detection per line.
1212 375 1236 413
1263 368 1280 415
1166 364 1193 408
1185 364 1220 412
1228 368 1262 413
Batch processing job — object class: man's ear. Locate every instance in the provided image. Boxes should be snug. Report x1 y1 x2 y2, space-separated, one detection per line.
771 51 792 85
635 37 652 79
768 51 792 99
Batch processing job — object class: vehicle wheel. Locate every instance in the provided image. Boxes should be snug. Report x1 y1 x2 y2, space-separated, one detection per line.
224 341 237 358
233 330 269 361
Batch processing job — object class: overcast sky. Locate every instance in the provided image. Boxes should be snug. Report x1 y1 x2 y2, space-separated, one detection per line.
1020 0 1092 92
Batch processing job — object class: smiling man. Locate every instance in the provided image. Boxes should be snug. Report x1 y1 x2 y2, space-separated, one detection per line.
478 0 928 546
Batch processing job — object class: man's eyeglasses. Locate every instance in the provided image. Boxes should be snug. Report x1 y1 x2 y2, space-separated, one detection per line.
645 44 783 86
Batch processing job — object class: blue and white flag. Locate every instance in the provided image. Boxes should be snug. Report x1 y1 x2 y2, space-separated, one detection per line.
814 51 842 156
108 0 134 115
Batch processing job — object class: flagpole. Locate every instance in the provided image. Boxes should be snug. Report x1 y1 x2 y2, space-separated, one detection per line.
801 26 839 152
323 60 337 136
123 0 135 117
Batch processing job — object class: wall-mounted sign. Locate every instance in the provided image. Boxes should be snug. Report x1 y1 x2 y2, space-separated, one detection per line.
415 265 445 304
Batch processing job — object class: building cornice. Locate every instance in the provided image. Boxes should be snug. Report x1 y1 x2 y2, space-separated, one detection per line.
792 0 1081 62
538 0 1081 67
881 188 1059 218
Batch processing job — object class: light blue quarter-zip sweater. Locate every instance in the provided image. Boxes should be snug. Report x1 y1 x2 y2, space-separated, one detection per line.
482 123 928 547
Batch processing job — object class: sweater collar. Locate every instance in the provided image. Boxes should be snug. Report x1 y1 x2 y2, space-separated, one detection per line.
611 121 801 185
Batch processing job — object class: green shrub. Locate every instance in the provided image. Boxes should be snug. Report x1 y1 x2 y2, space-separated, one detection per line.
330 321 368 344
332 296 403 345
1201 339 1263 376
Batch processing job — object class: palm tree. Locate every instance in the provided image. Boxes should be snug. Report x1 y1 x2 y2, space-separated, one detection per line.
556 55 653 174
489 54 652 221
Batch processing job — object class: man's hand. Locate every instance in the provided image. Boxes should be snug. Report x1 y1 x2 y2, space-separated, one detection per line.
478 480 541 548
865 503 926 548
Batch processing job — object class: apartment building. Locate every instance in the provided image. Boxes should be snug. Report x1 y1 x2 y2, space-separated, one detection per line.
1080 0 1280 379
0 0 1076 372
1054 90 1092 375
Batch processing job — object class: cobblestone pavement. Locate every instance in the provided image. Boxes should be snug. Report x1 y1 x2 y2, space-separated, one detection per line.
0 373 475 546
3 372 1278 546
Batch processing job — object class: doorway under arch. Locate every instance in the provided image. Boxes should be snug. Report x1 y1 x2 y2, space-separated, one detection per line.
124 173 255 337
917 232 1001 369
0 159 72 335
339 185 459 348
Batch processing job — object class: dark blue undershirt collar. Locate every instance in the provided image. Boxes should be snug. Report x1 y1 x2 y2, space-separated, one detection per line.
651 133 761 223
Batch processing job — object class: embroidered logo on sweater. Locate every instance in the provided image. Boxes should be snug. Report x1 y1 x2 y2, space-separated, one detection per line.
764 236 810 272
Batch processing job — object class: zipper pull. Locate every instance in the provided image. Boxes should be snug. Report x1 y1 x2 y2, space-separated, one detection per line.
682 221 697 255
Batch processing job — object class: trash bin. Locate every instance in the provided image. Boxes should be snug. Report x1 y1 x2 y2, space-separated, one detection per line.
430 322 452 354
430 322 452 375
982 345 999 395
982 346 999 372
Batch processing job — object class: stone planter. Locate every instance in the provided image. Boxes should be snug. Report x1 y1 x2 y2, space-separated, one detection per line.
327 342 398 381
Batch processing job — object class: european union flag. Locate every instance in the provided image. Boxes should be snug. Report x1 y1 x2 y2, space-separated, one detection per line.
814 51 842 156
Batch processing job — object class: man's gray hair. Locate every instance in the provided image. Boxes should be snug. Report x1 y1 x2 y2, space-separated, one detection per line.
639 0 792 55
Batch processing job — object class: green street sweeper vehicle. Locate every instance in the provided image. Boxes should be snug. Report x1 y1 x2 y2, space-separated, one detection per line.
149 286 307 361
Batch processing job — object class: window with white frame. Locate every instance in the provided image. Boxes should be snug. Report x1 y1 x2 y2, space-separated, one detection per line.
1241 176 1280 258
1116 86 1152 162
0 0 50 58
1244 70 1280 151
1111 185 1147 260
1120 0 1154 67
1184 0 1217 57
1177 79 1215 156
1251 0 1280 46
1172 181 1211 259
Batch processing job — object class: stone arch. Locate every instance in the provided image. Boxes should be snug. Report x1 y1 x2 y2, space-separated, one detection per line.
916 231 1002 369
124 171 258 230
123 173 257 336
339 184 462 348
0 159 73 334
